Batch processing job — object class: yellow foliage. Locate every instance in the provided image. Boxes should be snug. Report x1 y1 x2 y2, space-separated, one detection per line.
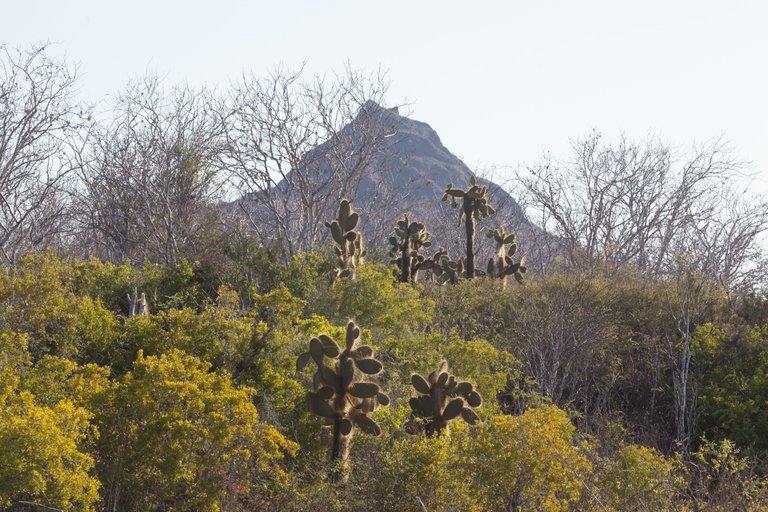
381 421 481 512
0 393 100 511
0 251 119 361
22 355 111 408
98 349 297 511
457 407 591 511
598 444 676 511
0 332 29 399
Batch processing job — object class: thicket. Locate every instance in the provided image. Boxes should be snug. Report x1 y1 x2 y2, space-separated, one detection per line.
1 246 768 511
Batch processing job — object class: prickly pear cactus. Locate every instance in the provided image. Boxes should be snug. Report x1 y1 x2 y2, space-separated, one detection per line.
442 176 495 278
326 199 366 280
388 214 432 283
419 248 458 285
486 227 527 289
297 320 389 481
408 360 482 436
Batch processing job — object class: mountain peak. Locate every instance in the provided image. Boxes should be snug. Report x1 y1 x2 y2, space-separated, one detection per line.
360 100 399 116
343 106 529 229
244 101 529 252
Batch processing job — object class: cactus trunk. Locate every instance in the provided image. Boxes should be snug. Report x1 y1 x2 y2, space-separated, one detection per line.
497 248 507 290
400 231 412 283
330 416 351 483
428 385 446 437
330 357 351 482
464 202 475 278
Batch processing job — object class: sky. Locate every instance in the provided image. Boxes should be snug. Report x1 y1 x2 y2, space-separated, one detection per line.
3 0 767 191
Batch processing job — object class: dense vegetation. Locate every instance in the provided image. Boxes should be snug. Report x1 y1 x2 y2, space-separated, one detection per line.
1 244 768 511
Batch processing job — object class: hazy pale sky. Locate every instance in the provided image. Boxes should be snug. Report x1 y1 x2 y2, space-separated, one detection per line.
3 0 767 190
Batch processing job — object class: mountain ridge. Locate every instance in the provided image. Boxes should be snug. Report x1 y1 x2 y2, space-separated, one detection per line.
303 100 529 226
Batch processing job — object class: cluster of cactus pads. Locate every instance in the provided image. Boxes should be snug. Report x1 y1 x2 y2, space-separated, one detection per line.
425 248 464 285
298 322 485 482
297 320 388 481
487 227 527 289
409 360 482 436
326 199 365 280
388 214 433 283
442 176 496 278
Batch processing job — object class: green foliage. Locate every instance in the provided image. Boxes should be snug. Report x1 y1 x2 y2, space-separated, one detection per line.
0 248 765 510
118 302 256 374
697 325 768 458
682 438 768 511
408 360 483 436
252 283 307 329
376 329 520 416
215 232 288 300
326 199 366 280
73 257 210 313
312 261 433 336
372 405 592 512
440 336 520 405
429 275 513 342
0 251 120 363
280 250 336 298
378 421 480 512
598 444 677 511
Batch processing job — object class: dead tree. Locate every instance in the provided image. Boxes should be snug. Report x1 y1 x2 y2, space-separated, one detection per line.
516 132 768 289
0 44 85 264
218 65 404 257
77 76 223 264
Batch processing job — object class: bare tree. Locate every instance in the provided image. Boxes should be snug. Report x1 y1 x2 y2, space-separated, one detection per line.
662 265 723 450
77 76 224 264
516 132 768 288
507 276 616 411
0 44 84 264
218 65 403 257
683 187 768 291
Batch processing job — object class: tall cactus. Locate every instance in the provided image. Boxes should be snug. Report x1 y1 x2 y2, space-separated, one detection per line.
408 361 482 437
388 214 432 283
297 320 389 482
486 227 527 289
326 199 365 280
442 176 495 278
